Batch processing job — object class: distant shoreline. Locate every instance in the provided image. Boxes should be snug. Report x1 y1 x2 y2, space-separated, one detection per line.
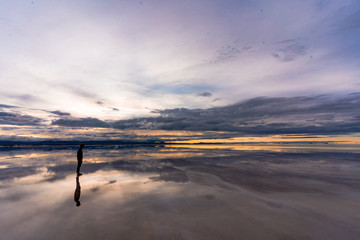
0 140 165 148
0 140 356 148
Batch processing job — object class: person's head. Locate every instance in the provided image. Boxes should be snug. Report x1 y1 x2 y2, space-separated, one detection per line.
80 144 84 149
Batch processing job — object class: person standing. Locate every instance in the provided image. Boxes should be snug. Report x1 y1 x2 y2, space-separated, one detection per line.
76 144 84 175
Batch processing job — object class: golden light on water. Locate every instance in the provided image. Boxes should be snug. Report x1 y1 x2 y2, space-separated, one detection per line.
165 143 360 153
168 134 360 145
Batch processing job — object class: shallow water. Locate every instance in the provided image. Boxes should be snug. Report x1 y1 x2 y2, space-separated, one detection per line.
1 145 360 240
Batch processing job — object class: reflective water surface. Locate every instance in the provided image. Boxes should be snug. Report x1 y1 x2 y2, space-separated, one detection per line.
1 144 360 240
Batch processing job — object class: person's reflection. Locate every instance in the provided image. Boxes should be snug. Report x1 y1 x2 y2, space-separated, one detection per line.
74 175 81 207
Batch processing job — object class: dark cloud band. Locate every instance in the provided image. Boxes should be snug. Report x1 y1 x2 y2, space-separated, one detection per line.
109 93 360 134
5 93 359 135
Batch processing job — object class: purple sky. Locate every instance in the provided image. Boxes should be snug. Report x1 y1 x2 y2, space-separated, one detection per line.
1 0 360 139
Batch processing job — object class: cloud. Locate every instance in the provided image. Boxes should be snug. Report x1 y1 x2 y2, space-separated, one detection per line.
0 0 359 120
4 94 40 103
146 84 215 96
197 92 212 97
52 117 110 128
109 93 360 134
4 93 360 136
272 41 308 62
0 166 38 181
70 88 98 99
212 45 241 63
48 110 71 116
0 104 17 109
0 111 43 126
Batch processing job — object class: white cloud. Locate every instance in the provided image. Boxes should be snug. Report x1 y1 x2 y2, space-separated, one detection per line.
0 0 359 120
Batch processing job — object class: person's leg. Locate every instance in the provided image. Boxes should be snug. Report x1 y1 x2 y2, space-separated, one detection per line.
76 160 82 174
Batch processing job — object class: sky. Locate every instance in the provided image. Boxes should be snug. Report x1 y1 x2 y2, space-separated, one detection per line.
1 0 360 141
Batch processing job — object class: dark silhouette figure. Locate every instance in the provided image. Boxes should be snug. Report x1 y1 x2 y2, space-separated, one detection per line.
76 144 84 175
74 176 81 207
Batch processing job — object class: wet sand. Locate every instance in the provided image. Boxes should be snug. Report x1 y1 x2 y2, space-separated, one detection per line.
0 146 360 239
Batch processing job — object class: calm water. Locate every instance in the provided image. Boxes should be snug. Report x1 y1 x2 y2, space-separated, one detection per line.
1 144 360 240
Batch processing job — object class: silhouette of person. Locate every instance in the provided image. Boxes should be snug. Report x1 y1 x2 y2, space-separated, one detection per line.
76 144 84 175
74 176 81 207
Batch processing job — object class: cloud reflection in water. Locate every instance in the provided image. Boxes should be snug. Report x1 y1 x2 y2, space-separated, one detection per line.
0 145 360 239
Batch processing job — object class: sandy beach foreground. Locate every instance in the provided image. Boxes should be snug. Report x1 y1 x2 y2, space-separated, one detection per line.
0 146 360 240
